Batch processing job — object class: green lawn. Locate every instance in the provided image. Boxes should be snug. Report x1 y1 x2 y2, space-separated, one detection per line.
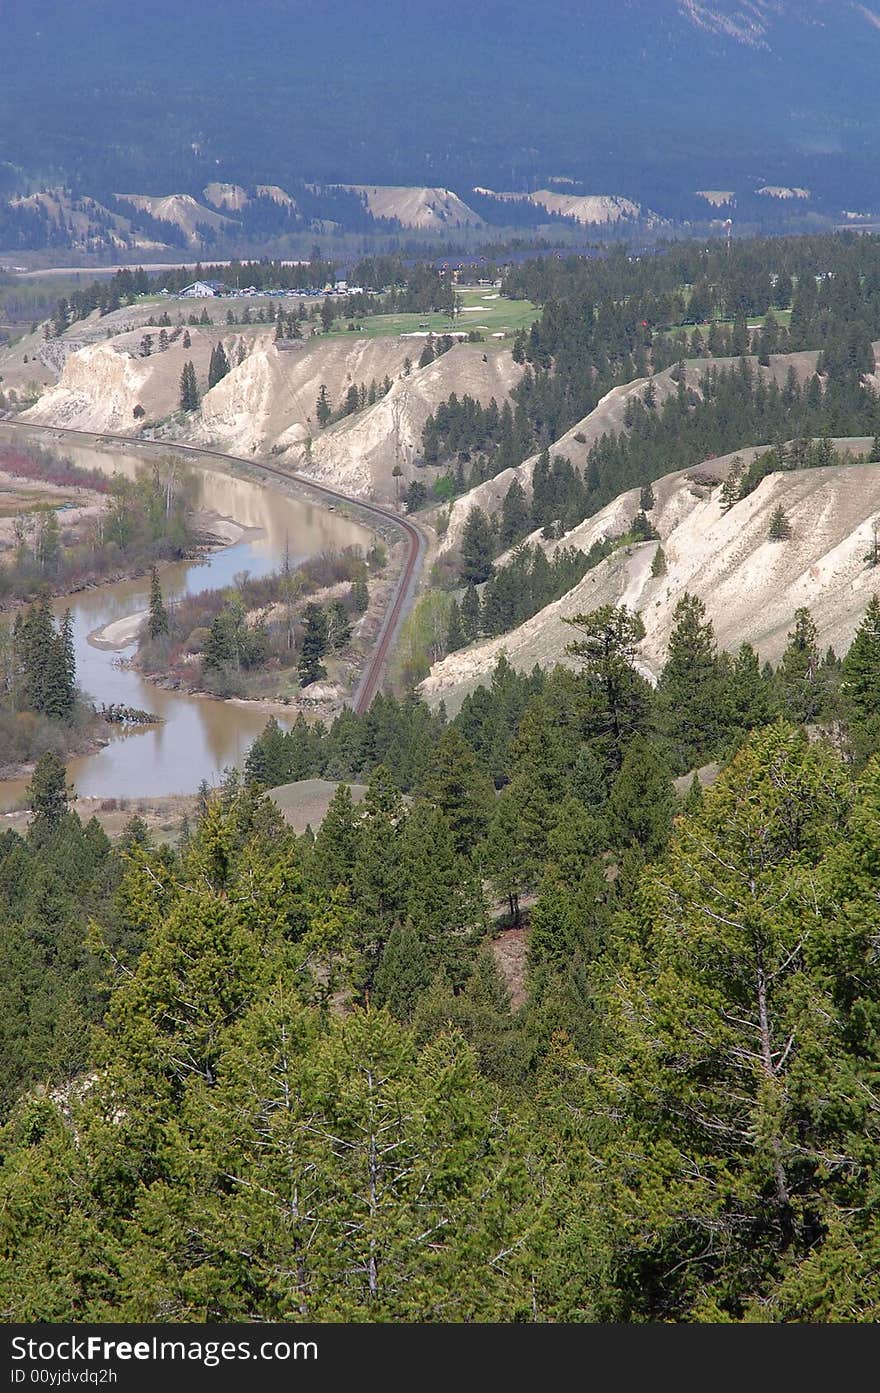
326 287 538 341
664 309 793 337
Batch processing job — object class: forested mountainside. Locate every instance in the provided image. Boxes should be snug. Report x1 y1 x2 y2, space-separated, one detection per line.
8 583 880 1320
9 224 880 1322
3 2 880 217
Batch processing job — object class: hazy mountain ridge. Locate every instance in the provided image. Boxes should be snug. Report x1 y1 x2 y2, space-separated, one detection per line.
3 1 880 219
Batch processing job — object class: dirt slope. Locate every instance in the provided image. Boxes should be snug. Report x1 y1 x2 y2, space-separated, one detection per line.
21 330 218 431
421 442 880 714
194 338 521 496
115 193 234 243
343 185 482 229
300 343 522 496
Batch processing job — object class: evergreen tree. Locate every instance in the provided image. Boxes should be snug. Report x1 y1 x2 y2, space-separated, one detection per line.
586 725 872 1321
639 482 655 512
564 605 651 772
444 600 465 652
769 504 792 541
243 715 289 788
607 735 675 859
656 593 726 772
499 478 530 548
351 765 407 984
350 573 369 613
14 595 76 719
315 384 332 427
725 641 777 734
650 544 667 577
27 751 72 832
459 508 495 585
841 593 880 727
719 457 744 510
419 727 494 857
179 360 199 412
778 607 825 724
485 789 531 924
147 566 169 640
207 341 230 389
460 583 482 640
311 783 360 895
299 603 329 686
418 335 435 368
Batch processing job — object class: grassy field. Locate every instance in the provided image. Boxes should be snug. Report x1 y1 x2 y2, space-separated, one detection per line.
326 287 538 341
664 309 793 337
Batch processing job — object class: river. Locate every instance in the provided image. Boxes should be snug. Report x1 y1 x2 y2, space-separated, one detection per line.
0 435 372 808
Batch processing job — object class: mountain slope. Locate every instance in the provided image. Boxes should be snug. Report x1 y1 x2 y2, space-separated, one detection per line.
421 443 880 713
3 2 880 210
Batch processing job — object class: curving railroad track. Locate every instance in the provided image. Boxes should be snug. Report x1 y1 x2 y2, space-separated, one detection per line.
0 419 426 714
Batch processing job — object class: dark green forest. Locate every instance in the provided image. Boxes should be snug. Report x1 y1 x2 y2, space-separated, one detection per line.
6 589 880 1320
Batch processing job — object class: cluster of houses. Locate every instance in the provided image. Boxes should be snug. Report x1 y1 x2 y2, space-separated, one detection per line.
175 278 362 299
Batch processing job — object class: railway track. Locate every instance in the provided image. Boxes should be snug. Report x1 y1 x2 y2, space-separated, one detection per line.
0 419 426 714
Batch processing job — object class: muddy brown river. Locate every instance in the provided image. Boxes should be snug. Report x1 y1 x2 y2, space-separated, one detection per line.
0 435 371 807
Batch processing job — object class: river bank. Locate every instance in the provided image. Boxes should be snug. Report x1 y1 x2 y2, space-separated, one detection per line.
95 534 407 717
0 432 376 808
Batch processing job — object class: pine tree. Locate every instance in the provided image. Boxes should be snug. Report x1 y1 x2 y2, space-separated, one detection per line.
14 595 75 719
298 603 329 686
725 641 777 734
351 766 407 984
656 593 726 772
179 360 199 412
207 341 230 389
459 507 495 585
720 456 744 510
769 504 792 541
485 789 531 924
315 383 331 427
870 435 880 464
460 583 482 640
586 724 874 1321
418 335 435 368
350 573 369 613
372 925 433 1020
639 482 655 512
311 782 361 895
444 600 465 652
244 715 290 788
564 605 650 773
681 772 704 815
650 544 667 577
419 727 494 857
607 735 675 858
778 607 824 723
27 750 72 832
147 565 169 640
499 478 530 548
841 593 880 726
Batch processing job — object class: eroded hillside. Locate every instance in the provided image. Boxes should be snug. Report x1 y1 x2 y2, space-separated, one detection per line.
421 442 880 713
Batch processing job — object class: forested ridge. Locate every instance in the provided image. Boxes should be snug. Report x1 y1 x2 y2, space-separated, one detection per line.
7 588 880 1320
421 232 880 519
